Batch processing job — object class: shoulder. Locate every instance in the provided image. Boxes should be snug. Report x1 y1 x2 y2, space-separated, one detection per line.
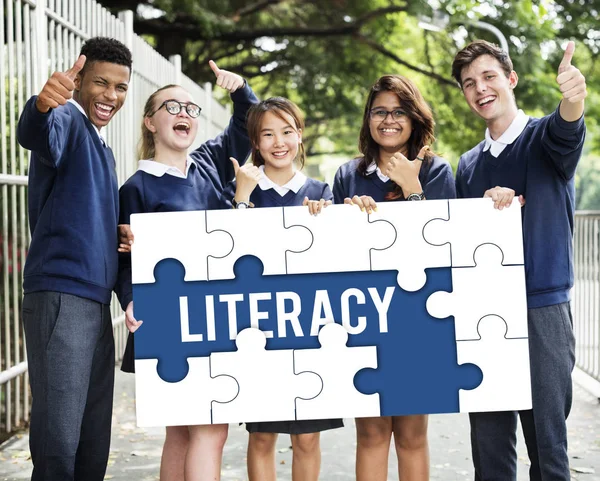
119 171 146 193
428 155 452 173
457 141 485 173
334 158 362 179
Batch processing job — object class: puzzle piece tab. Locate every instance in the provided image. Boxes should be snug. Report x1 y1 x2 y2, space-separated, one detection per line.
294 323 380 420
369 200 451 292
131 211 231 284
210 328 322 424
135 357 237 427
426 244 528 340
284 204 394 274
424 198 524 268
457 315 531 413
206 207 311 280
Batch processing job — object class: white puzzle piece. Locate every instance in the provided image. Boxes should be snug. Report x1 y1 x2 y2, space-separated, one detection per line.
284 204 394 274
426 244 528 340
210 328 322 424
294 323 380 419
369 200 451 292
206 207 311 280
131 211 232 284
135 357 237 427
457 315 531 413
424 197 524 268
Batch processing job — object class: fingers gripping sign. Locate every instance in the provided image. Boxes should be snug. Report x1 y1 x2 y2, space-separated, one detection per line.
209 60 245 93
557 41 587 104
36 55 86 113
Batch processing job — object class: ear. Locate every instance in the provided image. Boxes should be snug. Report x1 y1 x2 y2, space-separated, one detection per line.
74 72 82 91
508 70 518 89
144 116 157 133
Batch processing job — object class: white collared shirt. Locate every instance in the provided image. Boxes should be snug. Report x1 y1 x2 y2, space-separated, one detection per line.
67 98 106 146
365 162 390 182
258 165 307 197
483 109 530 158
137 157 193 178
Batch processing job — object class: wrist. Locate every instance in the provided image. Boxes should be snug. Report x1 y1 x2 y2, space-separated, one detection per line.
401 180 423 198
35 97 50 114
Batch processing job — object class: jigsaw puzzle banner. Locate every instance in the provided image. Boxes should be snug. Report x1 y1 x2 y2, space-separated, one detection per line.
131 198 532 427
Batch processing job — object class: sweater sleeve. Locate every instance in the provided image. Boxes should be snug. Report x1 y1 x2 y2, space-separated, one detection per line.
322 183 334 202
423 157 456 200
540 107 586 181
17 96 74 168
190 82 259 187
455 157 468 199
114 178 146 311
333 165 348 204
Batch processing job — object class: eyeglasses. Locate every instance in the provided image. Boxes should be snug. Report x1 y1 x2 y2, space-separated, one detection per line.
150 99 202 118
369 108 409 122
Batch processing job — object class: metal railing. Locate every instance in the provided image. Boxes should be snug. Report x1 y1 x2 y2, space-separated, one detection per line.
0 0 230 438
573 212 600 383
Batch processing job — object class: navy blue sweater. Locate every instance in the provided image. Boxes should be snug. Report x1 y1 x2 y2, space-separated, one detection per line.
333 155 456 204
456 108 586 308
17 99 119 304
250 179 333 207
117 83 259 309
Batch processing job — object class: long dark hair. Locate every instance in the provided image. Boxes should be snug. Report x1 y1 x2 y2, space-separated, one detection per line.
357 75 436 200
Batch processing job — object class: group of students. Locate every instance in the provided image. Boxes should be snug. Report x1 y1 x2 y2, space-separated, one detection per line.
16 34 587 481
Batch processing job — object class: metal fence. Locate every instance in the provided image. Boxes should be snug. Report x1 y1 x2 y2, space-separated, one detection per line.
573 212 600 383
0 0 230 438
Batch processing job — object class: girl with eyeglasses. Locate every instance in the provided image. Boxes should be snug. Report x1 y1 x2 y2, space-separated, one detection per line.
228 97 342 481
333 75 455 481
116 61 258 481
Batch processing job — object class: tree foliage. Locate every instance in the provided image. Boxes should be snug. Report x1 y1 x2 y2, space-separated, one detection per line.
98 0 600 206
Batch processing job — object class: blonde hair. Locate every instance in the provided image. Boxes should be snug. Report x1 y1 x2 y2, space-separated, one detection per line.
138 84 180 160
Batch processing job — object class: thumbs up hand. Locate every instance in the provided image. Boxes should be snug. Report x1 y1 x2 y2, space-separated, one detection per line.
231 157 262 205
557 41 587 104
36 55 86 113
209 60 245 93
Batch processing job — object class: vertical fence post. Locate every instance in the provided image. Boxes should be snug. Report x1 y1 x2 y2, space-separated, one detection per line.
34 0 48 92
169 54 182 85
117 10 135 181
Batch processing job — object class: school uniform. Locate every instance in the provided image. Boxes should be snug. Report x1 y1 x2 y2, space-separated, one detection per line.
17 97 118 481
240 167 344 434
456 107 585 480
116 82 259 372
333 155 456 203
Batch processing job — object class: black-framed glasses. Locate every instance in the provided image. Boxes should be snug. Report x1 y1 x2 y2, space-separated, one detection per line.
369 108 409 122
150 99 202 118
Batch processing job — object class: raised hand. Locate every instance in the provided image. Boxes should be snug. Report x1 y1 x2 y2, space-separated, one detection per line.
209 60 245 93
557 41 587 104
36 55 86 113
231 157 262 203
383 145 428 196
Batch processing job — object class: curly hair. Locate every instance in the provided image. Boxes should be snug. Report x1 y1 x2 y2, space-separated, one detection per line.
80 37 132 74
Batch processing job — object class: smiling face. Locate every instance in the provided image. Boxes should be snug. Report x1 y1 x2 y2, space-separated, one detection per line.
460 54 519 124
144 86 199 153
256 110 302 171
368 91 413 155
74 61 130 129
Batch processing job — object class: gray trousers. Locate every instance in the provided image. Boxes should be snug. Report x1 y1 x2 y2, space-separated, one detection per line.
469 302 576 481
22 291 115 481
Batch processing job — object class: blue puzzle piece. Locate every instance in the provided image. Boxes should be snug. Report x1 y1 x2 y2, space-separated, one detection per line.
134 255 482 415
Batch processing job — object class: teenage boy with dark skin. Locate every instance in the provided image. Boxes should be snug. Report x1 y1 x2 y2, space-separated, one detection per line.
452 40 586 480
17 37 132 481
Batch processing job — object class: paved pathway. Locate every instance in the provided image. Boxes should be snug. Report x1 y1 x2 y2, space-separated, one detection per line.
1 369 599 480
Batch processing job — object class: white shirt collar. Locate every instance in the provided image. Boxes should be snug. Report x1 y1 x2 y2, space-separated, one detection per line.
257 165 307 197
483 109 529 157
67 98 106 146
366 161 390 183
137 157 194 179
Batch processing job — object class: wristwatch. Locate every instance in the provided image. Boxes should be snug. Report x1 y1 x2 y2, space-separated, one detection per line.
232 199 250 209
406 192 425 201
